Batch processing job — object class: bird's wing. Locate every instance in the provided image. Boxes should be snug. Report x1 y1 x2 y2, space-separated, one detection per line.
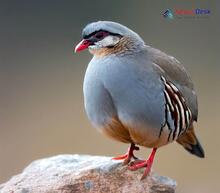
146 46 198 122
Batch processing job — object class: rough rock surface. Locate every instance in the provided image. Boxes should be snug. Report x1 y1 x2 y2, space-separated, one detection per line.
0 155 176 193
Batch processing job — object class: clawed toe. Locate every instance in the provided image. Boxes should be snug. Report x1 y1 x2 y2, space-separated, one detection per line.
112 143 140 165
112 153 131 165
113 146 157 180
112 154 128 160
128 148 157 180
128 160 148 170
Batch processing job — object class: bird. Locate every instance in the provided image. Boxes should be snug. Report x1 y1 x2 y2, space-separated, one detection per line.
75 21 205 179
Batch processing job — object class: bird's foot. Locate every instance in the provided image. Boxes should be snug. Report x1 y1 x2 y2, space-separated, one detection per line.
128 148 157 180
112 143 140 165
128 159 151 180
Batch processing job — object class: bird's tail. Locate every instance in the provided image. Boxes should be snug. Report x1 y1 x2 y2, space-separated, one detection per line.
177 126 205 158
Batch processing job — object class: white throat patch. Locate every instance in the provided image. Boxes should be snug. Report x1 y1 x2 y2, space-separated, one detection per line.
89 35 120 50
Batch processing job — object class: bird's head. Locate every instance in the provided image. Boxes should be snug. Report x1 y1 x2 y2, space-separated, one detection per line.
75 21 145 57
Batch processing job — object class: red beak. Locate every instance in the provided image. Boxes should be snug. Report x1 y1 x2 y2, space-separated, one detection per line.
74 39 91 53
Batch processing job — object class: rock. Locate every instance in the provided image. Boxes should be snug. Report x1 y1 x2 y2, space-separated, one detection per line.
0 155 176 193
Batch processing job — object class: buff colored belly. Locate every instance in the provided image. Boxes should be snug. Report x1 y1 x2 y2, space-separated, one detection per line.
99 116 171 148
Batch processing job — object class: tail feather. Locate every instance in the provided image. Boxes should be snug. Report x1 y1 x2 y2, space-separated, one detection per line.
177 127 205 158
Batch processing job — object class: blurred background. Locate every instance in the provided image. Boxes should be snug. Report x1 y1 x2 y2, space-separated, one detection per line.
0 0 219 192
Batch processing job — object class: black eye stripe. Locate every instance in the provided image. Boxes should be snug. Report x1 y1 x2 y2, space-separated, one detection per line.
95 31 106 39
83 29 122 39
83 30 104 39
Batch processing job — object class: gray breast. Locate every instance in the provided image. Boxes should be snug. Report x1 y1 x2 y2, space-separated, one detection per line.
83 58 118 129
84 53 166 134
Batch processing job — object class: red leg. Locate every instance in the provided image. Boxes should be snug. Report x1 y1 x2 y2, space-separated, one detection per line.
112 143 140 165
128 148 157 180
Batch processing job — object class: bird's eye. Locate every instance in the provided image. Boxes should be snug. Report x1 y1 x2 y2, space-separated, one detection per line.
95 31 106 39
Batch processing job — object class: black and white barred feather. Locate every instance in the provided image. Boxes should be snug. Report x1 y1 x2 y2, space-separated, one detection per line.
160 76 192 142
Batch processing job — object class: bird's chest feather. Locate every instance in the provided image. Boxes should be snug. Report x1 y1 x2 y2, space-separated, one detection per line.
83 60 116 129
101 56 166 128
83 56 169 147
